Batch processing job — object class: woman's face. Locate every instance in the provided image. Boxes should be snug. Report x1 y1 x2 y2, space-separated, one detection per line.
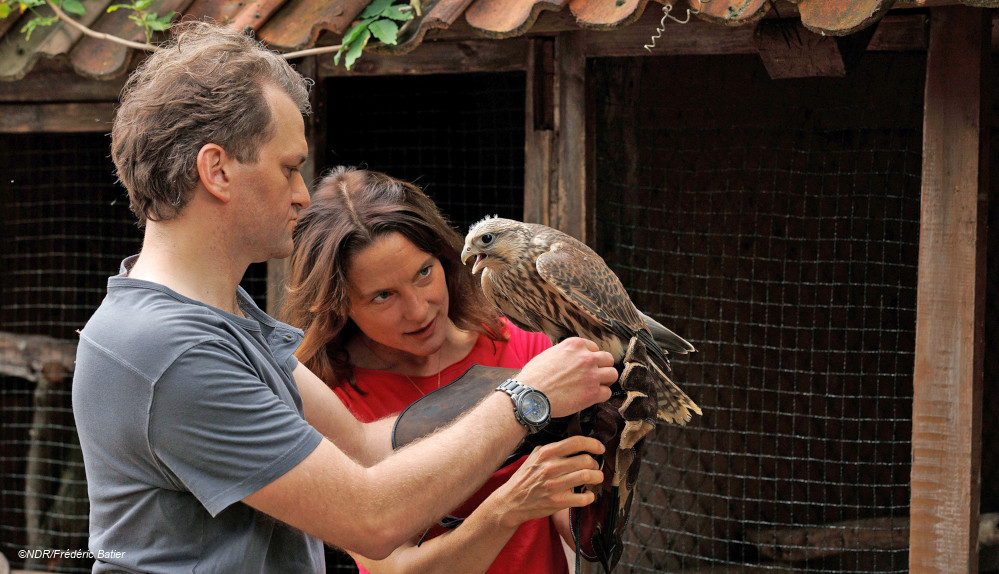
346 231 450 359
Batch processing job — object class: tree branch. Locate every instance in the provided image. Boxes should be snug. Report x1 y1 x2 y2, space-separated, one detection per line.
45 0 159 52
281 43 344 60
36 2 355 62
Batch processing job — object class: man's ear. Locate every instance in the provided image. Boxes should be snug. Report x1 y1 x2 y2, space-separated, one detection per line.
197 143 231 202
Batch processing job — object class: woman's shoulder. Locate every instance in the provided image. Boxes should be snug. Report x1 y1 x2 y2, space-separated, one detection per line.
462 319 551 369
500 319 551 350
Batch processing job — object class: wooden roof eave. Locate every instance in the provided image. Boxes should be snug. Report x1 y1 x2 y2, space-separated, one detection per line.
0 0 991 82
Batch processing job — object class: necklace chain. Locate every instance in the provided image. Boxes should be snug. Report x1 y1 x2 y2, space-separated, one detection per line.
405 349 443 397
357 335 444 397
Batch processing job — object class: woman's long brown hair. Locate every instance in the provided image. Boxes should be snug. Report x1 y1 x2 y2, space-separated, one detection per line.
282 166 505 389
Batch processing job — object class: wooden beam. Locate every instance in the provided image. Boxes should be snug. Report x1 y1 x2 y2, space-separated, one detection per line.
748 514 999 563
582 10 759 57
0 58 128 103
0 331 78 383
755 18 877 78
523 33 592 243
317 39 528 78
747 516 909 562
910 6 988 574
524 38 554 226
0 102 114 133
551 32 591 244
581 10 928 58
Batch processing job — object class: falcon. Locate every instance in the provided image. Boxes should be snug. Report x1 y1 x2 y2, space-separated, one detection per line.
462 216 701 425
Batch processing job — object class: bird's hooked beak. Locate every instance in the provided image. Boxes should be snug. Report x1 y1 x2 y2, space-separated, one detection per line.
462 242 487 275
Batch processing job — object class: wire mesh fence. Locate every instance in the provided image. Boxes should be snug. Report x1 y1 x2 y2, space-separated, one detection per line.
322 70 527 572
1 133 133 573
0 133 268 572
0 72 525 574
592 53 924 572
2 53 996 574
984 121 999 536
323 71 528 233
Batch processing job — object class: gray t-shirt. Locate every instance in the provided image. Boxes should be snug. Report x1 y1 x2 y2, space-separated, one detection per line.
73 257 325 573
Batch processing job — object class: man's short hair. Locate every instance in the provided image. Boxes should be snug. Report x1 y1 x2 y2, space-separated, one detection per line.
111 20 312 226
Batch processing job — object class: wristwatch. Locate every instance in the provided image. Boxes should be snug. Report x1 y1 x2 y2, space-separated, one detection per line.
496 378 551 434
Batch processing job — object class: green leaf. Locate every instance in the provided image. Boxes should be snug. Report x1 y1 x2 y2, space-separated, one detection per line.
359 0 394 19
61 0 86 16
381 6 413 21
368 18 398 45
0 5 9 18
340 17 374 47
106 4 129 12
134 0 154 9
344 28 370 69
146 11 174 31
20 15 56 40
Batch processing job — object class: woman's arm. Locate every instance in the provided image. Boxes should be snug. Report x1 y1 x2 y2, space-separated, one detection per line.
295 362 396 466
552 509 574 551
353 439 603 574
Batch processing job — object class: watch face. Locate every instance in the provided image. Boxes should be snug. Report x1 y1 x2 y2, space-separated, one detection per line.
520 391 551 425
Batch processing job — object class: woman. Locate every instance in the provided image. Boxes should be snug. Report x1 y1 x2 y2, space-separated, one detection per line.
283 166 580 574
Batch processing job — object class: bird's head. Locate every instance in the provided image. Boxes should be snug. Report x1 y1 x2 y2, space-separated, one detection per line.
462 216 526 275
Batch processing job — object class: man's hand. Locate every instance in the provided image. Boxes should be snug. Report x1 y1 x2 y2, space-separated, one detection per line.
515 337 616 418
486 435 606 528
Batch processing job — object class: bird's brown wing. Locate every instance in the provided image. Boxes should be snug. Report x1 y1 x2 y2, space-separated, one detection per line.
533 233 645 342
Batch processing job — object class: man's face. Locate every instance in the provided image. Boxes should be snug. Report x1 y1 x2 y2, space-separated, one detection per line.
229 85 310 262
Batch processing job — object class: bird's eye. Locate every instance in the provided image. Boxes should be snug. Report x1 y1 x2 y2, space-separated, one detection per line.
481 233 494 245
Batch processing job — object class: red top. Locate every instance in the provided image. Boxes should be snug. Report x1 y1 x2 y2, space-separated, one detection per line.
333 321 568 574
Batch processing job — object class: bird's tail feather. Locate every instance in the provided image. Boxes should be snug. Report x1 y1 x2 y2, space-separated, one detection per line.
639 310 697 355
648 358 701 425
623 335 700 425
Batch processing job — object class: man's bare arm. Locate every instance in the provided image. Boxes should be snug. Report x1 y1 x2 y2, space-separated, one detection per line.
244 390 527 559
246 338 616 559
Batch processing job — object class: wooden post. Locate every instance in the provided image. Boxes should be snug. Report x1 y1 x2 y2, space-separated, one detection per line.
524 33 592 244
911 6 988 574
552 32 591 244
267 56 324 317
524 38 554 227
525 32 595 573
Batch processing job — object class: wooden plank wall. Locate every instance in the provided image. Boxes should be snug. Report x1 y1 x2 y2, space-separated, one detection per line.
910 7 988 574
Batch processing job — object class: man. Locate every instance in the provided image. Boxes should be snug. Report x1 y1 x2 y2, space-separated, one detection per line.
71 21 616 573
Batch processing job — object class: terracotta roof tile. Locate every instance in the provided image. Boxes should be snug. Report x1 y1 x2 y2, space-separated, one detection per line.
694 0 771 26
68 0 192 79
797 0 892 36
569 0 655 29
258 0 369 50
372 0 478 53
0 9 20 39
0 0 992 80
464 0 567 38
183 0 287 32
